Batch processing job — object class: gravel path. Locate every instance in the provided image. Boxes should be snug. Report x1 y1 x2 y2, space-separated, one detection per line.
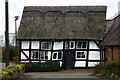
19 69 111 80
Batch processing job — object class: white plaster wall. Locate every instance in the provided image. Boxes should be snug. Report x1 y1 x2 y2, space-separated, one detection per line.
59 61 62 67
21 51 29 59
89 41 99 49
53 42 63 50
41 61 46 63
31 41 39 49
31 61 39 62
48 51 51 60
88 62 100 67
21 41 29 49
21 61 29 63
89 51 100 60
75 61 86 67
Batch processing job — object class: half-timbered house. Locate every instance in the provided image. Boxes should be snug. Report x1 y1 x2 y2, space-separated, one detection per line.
17 6 106 69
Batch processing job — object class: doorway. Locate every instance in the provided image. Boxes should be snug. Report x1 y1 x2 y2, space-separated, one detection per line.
62 50 75 70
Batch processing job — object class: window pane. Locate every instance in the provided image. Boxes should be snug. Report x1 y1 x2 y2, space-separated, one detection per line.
77 52 81 58
70 42 74 48
40 51 45 60
77 41 82 48
82 52 85 58
41 42 52 50
65 41 69 49
31 51 39 59
76 51 86 59
53 53 57 59
58 52 62 59
82 41 87 48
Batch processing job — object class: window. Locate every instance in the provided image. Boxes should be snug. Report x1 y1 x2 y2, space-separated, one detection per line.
76 51 86 59
40 51 48 60
31 51 39 59
41 42 52 50
65 41 75 49
52 51 63 60
77 41 87 49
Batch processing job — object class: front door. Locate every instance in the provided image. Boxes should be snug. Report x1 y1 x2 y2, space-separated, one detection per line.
62 50 75 70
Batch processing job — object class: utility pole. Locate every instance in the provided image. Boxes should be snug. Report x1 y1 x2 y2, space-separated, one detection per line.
5 0 9 67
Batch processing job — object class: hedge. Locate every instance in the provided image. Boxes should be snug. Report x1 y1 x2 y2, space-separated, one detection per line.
25 61 60 72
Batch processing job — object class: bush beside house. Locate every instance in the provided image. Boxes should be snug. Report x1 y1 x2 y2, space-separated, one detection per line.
25 61 60 72
94 60 120 79
2 64 25 80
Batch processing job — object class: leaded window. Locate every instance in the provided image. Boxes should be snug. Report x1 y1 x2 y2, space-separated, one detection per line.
65 41 75 49
40 51 48 60
76 51 86 59
77 41 87 49
52 51 63 60
41 42 52 50
31 51 39 59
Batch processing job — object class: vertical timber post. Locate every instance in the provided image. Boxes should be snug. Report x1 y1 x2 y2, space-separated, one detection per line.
5 0 9 67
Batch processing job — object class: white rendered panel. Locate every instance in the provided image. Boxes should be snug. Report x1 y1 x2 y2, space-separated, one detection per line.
21 61 29 63
88 62 100 67
89 51 100 60
21 41 29 49
21 51 29 59
48 51 51 60
53 42 63 50
41 61 46 63
75 61 86 67
89 41 99 49
31 41 39 49
59 61 62 67
31 61 39 62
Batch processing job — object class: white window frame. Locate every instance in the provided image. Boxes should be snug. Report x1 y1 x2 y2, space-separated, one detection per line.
52 52 63 60
65 41 75 49
41 42 52 50
76 51 86 59
76 41 87 49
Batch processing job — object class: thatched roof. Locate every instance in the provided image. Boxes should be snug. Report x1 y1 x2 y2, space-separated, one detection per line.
17 6 106 40
100 14 120 46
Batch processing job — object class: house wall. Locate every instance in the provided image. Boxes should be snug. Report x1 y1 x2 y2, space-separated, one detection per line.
107 47 120 61
19 40 102 68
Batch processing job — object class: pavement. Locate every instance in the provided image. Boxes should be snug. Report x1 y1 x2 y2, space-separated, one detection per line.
18 69 113 80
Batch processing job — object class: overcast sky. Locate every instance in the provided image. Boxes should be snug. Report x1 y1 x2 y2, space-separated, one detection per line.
0 0 120 35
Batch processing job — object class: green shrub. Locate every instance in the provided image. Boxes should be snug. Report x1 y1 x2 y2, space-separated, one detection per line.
2 45 17 62
94 61 120 79
105 61 120 78
25 61 60 72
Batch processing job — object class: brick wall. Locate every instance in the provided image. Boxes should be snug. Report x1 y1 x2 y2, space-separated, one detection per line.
107 46 120 61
